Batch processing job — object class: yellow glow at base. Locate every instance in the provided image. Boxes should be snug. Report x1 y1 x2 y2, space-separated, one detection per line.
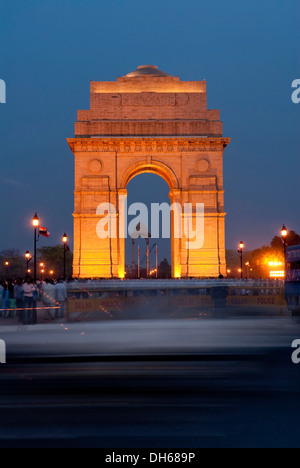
174 267 181 279
270 271 285 278
118 266 125 279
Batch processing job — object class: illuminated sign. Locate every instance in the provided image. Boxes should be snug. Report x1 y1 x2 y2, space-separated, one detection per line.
270 271 285 278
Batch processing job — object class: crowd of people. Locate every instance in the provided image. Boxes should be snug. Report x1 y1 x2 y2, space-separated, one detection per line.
0 277 67 325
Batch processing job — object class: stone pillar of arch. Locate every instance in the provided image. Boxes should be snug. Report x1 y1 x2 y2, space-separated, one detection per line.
68 65 230 279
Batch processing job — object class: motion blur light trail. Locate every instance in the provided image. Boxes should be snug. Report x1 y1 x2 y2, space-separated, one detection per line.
0 316 299 447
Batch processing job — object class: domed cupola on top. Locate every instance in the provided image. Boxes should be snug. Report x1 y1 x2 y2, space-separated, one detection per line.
124 65 170 78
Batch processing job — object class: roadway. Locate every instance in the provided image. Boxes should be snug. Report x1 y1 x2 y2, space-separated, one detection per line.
0 316 299 448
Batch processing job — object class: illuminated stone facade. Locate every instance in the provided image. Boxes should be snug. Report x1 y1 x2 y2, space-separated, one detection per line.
68 66 230 278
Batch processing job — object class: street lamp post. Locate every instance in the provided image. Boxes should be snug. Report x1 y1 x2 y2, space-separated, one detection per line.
40 263 45 281
238 242 245 279
281 225 288 271
5 262 9 280
62 233 68 281
245 261 250 279
32 213 39 283
25 251 32 274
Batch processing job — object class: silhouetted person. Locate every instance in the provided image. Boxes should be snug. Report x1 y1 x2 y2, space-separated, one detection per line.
42 279 56 320
55 279 67 319
22 276 37 325
14 279 24 323
210 276 229 309
3 280 14 319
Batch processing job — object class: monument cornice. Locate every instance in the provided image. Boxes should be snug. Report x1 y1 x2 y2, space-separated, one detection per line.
67 137 231 154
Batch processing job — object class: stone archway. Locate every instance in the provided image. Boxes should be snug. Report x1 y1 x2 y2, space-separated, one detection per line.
122 160 179 191
68 65 230 279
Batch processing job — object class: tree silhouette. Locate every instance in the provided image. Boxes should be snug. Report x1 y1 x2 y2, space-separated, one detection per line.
271 231 300 250
158 258 171 279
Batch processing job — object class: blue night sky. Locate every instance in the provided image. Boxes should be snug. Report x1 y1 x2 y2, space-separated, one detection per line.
0 0 299 263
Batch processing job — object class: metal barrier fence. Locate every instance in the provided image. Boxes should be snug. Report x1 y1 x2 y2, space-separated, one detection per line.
65 279 287 322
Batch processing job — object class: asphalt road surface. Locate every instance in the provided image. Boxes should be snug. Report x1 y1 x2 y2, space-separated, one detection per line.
0 316 300 448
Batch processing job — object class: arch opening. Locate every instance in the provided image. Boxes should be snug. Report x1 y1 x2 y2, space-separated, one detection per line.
121 161 179 191
125 173 172 279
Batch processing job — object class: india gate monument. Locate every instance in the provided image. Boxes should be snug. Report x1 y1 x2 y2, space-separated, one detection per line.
68 65 230 279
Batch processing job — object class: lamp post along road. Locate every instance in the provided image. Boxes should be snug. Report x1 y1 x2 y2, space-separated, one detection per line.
25 251 32 275
62 233 68 281
281 225 288 273
238 242 245 279
5 262 9 280
32 213 39 283
39 263 45 282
